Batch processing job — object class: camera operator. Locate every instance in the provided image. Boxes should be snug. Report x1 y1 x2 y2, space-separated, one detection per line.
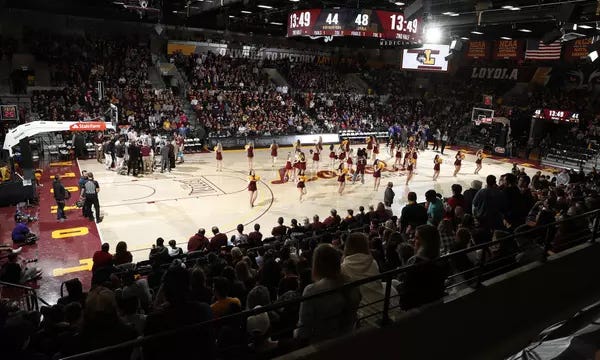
11 218 38 246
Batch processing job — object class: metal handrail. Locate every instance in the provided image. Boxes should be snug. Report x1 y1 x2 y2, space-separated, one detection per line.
58 209 600 360
0 280 51 311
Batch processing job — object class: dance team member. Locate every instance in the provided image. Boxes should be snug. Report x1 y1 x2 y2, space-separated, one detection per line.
311 142 320 172
297 171 307 201
298 151 307 177
366 136 373 159
342 138 350 153
337 165 348 195
270 141 278 167
372 138 380 161
337 145 346 170
394 145 403 172
329 144 336 169
248 170 260 208
346 149 354 172
284 153 293 181
412 147 418 170
474 149 484 175
388 137 395 157
353 149 366 184
405 158 415 186
214 142 224 172
373 159 384 191
433 154 442 181
453 150 465 177
246 141 254 170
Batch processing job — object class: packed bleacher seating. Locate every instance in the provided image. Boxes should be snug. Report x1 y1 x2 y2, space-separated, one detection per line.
2 163 599 359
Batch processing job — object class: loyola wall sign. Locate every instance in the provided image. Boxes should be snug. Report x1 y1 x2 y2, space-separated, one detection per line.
471 67 519 80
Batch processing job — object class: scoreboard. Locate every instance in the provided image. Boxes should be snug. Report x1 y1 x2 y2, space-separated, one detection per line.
287 9 421 42
533 109 579 123
0 105 18 121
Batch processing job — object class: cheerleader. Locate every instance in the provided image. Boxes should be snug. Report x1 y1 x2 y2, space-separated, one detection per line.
388 137 395 157
297 171 307 201
403 147 411 169
245 141 254 171
248 170 260 207
317 136 323 152
293 139 301 153
366 136 373 159
337 165 348 195
433 154 442 181
342 138 350 153
346 148 354 172
405 158 415 186
373 160 384 191
329 144 336 169
474 149 484 175
311 142 321 172
284 152 293 181
214 142 223 172
269 140 278 167
337 148 346 169
453 150 465 177
412 147 419 170
394 145 403 171
298 151 307 177
372 139 380 161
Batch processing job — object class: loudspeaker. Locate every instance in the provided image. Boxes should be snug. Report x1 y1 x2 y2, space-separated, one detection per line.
19 138 33 170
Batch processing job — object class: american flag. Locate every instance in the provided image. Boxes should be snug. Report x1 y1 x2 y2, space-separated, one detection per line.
525 40 562 60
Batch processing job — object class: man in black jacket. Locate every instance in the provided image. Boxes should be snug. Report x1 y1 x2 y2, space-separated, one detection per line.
52 175 68 222
399 192 427 233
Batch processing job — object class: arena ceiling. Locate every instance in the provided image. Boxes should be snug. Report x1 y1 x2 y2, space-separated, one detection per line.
5 0 600 42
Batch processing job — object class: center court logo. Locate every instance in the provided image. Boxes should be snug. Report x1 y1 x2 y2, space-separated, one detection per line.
177 178 219 195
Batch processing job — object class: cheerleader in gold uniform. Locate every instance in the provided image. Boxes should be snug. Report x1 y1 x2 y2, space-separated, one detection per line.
373 160 384 191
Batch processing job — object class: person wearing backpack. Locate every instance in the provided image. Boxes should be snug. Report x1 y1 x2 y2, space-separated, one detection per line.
80 172 102 223
53 175 68 222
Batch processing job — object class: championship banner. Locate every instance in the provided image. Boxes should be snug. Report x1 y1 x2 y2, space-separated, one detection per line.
565 37 594 61
493 40 523 60
466 41 489 59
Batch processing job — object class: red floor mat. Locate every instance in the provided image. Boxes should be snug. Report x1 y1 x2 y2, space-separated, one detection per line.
1 160 101 304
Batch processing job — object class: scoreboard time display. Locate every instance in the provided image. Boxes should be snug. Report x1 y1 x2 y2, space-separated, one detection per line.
287 9 421 42
533 109 579 123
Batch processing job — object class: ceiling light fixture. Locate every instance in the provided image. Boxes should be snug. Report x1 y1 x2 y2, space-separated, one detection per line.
501 5 514 9
241 10 252 14
394 2 405 5
270 21 283 25
471 30 484 35
257 4 273 9
573 24 578 30
510 7 521 10
579 24 592 29
500 36 512 40
518 28 532 33
424 27 443 43
589 50 599 62
289 0 300 2
228 15 235 18
461 36 469 40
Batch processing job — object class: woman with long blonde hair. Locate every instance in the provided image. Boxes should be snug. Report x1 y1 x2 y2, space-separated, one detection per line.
474 149 484 175
214 142 223 172
433 154 442 181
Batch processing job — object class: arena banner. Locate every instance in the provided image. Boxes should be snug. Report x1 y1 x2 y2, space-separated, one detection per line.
167 41 331 64
564 37 595 61
208 133 340 149
466 40 490 59
493 40 523 60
